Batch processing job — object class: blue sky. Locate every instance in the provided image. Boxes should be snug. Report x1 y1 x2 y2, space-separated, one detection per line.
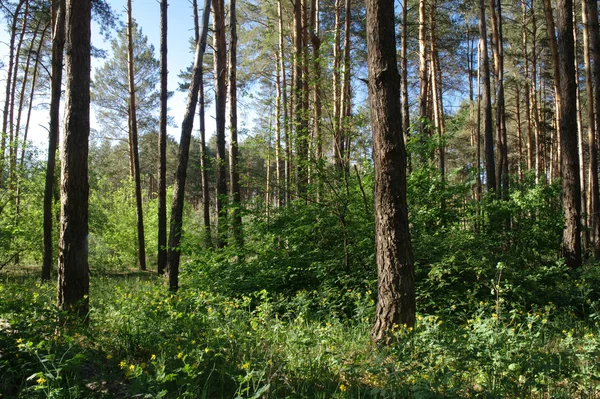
0 0 215 151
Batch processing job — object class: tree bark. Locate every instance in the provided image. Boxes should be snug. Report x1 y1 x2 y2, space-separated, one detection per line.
557 0 582 269
479 0 496 192
58 0 91 317
585 0 600 259
127 0 146 271
43 0 66 281
366 0 415 343
167 0 212 291
213 0 227 247
229 0 242 246
401 0 410 149
157 0 168 275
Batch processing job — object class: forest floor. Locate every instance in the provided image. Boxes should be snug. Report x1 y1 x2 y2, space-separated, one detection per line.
2 265 600 399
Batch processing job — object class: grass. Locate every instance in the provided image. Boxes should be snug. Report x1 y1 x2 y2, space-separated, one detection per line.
2 266 600 399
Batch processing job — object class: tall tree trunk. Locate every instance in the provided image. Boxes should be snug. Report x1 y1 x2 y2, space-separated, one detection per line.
127 0 146 271
58 0 91 318
229 0 242 246
557 0 582 269
43 0 66 281
8 0 29 188
479 0 496 192
20 22 50 171
543 0 562 179
157 0 168 275
1 0 25 183
275 52 283 207
585 0 600 259
167 0 212 291
429 1 445 181
573 11 589 252
332 0 343 171
214 0 227 247
366 0 415 343
531 10 543 183
401 0 410 149
340 0 352 172
418 0 429 141
193 0 212 246
309 0 322 198
491 0 508 198
522 0 533 172
277 0 290 206
294 0 308 196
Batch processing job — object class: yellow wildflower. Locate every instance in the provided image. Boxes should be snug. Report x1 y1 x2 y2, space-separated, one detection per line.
119 360 127 368
151 354 156 360
129 365 135 371
177 352 183 359
241 362 250 370
339 384 347 392
36 376 46 385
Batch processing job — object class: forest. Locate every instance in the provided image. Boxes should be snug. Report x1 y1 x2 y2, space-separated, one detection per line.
2 0 600 397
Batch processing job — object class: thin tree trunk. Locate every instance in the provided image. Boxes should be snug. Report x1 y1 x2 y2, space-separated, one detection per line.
127 0 146 271
340 0 351 172
479 0 496 192
20 22 50 171
294 0 308 196
229 0 242 246
193 0 212 246
585 0 600 258
8 0 29 188
277 0 290 206
418 0 429 141
43 0 66 281
366 0 415 342
522 0 533 172
574 10 589 252
309 0 322 198
157 0 168 275
1 0 25 182
275 52 283 207
401 0 410 149
167 0 212 291
57 0 91 318
332 0 343 170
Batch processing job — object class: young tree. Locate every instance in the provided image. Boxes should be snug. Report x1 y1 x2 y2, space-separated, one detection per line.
557 0 582 268
366 0 416 343
57 0 92 317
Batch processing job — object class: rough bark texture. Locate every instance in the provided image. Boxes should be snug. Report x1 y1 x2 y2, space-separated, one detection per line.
213 0 227 247
479 0 496 192
167 0 212 291
366 0 415 343
557 0 582 269
157 0 168 275
43 0 66 281
57 0 91 317
127 0 146 271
